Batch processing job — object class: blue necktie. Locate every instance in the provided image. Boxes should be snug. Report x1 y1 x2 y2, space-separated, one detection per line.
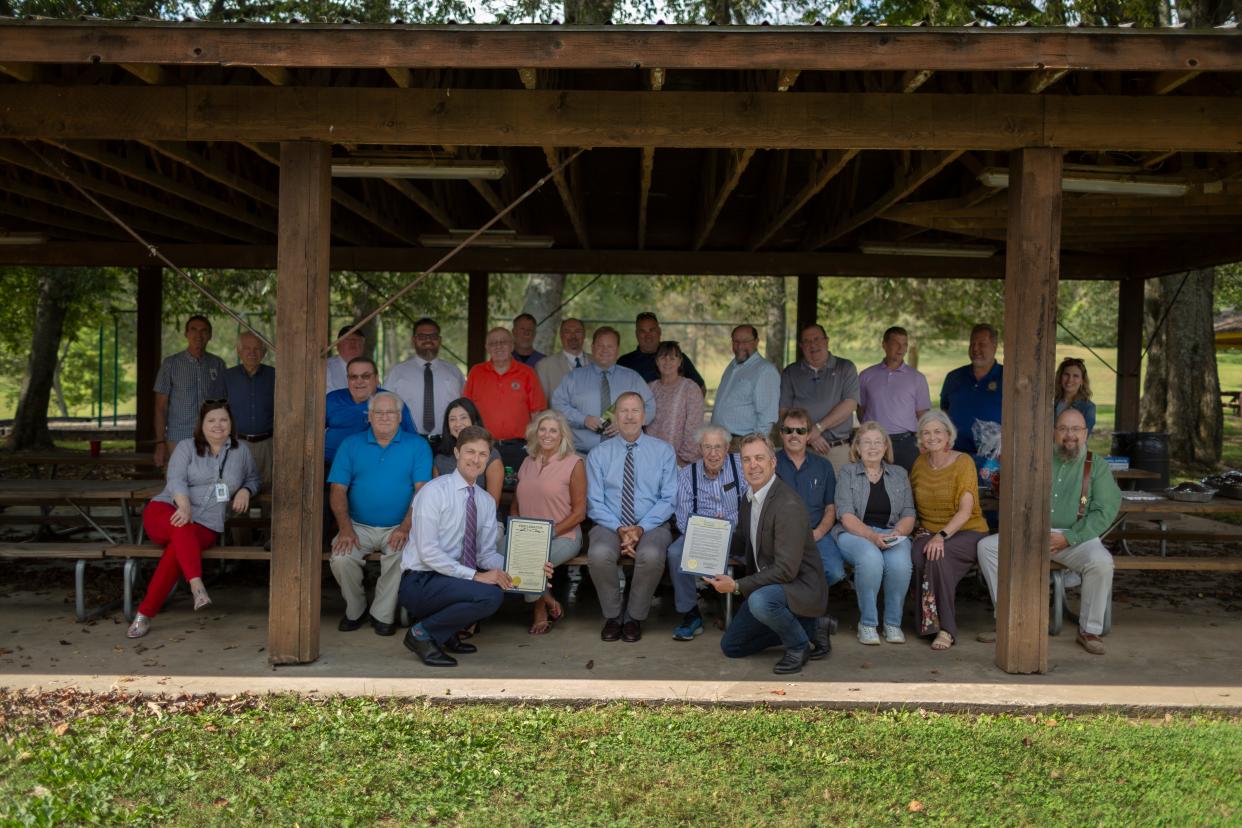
462 486 477 570
621 442 637 526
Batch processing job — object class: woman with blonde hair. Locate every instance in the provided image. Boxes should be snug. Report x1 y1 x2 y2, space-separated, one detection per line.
513 409 587 634
832 422 916 646
1054 357 1096 434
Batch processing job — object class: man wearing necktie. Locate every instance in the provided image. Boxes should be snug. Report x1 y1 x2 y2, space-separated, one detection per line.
552 326 654 455
536 317 592 400
586 392 678 643
383 317 464 454
398 425 553 667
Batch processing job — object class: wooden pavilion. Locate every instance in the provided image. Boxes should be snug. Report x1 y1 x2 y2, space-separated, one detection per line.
1 19 1240 674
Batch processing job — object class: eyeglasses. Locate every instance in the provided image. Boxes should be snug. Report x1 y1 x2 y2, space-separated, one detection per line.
371 410 400 418
780 426 809 435
1055 425 1087 434
859 440 887 448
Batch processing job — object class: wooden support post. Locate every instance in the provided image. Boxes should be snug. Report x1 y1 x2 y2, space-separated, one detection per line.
1115 278 1144 433
795 274 819 337
269 141 331 665
467 272 489 368
996 147 1062 675
134 266 162 451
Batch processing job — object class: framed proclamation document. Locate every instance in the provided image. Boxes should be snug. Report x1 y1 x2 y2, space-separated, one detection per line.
679 515 733 578
504 517 553 594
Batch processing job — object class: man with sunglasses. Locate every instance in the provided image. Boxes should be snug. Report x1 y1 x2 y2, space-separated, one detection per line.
325 357 416 464
384 318 464 454
776 408 846 594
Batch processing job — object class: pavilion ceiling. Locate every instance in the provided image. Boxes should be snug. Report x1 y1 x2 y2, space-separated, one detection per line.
0 21 1239 278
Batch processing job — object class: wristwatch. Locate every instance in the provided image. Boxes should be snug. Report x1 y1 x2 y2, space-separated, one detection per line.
937 530 949 540
732 584 742 597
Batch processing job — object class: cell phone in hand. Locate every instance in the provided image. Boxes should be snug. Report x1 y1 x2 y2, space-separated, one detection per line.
882 536 899 546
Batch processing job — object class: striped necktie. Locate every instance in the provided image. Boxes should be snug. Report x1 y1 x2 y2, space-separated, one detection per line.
461 485 477 570
621 441 637 526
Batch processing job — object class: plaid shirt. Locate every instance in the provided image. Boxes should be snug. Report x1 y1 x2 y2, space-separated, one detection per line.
154 349 228 442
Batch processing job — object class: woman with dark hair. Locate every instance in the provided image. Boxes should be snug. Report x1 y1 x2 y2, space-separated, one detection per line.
645 340 705 466
1054 357 1096 435
127 400 260 639
433 397 505 504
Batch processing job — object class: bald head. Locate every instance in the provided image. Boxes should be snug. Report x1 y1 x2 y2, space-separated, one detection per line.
237 331 266 374
1054 407 1088 460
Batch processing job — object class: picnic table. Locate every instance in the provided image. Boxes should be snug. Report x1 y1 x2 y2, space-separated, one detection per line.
0 449 157 479
0 478 163 543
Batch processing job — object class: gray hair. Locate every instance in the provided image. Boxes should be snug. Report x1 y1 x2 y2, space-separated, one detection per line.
695 424 731 447
738 432 777 459
367 390 403 414
916 409 957 450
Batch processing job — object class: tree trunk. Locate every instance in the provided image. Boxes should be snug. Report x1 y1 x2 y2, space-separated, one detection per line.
520 273 567 354
1139 269 1222 467
764 277 787 367
51 337 71 418
562 0 614 23
6 269 78 450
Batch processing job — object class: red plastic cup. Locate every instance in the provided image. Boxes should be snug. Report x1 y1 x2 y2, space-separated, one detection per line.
90 440 101 457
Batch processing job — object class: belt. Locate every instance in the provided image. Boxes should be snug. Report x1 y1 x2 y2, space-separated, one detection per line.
239 432 273 442
890 431 917 441
826 438 850 448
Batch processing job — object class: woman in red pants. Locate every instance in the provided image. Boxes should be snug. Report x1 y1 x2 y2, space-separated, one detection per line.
127 400 260 638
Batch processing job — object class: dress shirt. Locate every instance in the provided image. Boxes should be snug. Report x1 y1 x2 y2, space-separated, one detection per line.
775 450 836 527
551 362 656 452
940 362 1004 454
324 387 417 463
514 349 546 366
151 438 261 533
153 349 228 443
711 353 781 437
462 360 547 441
746 474 778 563
778 355 860 442
858 361 931 436
673 453 747 534
402 470 503 578
586 432 677 532
536 350 591 400
326 355 349 394
1051 448 1121 547
223 363 275 436
384 355 465 438
617 348 707 389
327 428 432 527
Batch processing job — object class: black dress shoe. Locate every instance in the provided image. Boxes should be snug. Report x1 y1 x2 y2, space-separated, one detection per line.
773 646 810 675
825 614 839 636
621 619 642 643
403 629 457 667
601 617 623 641
810 617 833 660
338 612 368 632
370 615 397 637
443 634 477 654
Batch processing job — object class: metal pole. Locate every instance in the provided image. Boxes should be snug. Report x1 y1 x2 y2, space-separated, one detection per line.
112 312 119 426
96 324 104 427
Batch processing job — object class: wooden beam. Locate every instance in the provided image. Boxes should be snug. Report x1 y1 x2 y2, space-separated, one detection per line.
329 182 423 245
638 147 656 250
1023 68 1069 94
0 172 200 242
253 65 293 86
270 140 330 665
0 196 125 239
1126 231 1242 279
899 69 934 93
467 271 489 367
805 149 963 249
381 177 452 230
5 25 1239 73
134 266 162 451
748 150 857 250
0 62 36 82
466 175 525 234
119 63 174 85
795 274 818 335
385 67 413 88
996 147 1062 675
1115 278 1143 432
694 148 755 250
777 68 801 92
139 140 278 207
544 146 590 249
8 87 1242 152
0 242 1125 279
1149 69 1201 96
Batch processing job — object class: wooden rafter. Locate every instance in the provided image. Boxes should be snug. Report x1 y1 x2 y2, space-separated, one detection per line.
253 65 293 86
899 69 934 93
0 195 125 240
804 149 964 250
747 150 857 251
119 63 175 85
637 67 665 250
0 62 36 82
0 173 200 242
1149 69 1201 95
382 177 452 231
516 68 588 248
1024 68 1069 94
139 140 278 207
330 181 423 246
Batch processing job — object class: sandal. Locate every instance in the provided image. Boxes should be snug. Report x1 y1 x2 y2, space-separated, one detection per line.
931 630 954 651
126 613 151 639
191 583 212 611
545 595 564 622
528 598 554 635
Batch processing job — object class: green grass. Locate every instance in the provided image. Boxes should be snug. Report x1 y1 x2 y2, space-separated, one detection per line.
2 695 1240 826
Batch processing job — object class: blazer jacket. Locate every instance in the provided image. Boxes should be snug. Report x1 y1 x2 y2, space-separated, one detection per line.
733 476 829 619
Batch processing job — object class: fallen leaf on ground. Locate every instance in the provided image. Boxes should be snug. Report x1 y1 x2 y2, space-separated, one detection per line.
770 690 786 696
53 722 70 737
908 799 925 813
585 660 594 670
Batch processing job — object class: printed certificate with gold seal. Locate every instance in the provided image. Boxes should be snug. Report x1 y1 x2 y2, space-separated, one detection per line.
679 515 733 578
503 517 553 594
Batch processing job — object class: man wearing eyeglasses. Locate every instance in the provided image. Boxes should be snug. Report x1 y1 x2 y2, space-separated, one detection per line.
776 408 846 594
779 324 860 475
711 324 780 451
384 318 464 454
324 357 417 464
976 408 1120 655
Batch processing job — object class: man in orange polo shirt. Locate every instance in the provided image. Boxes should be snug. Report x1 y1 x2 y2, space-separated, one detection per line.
463 326 548 470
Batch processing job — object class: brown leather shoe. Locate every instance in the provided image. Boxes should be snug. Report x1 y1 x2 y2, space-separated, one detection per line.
1076 630 1106 655
601 617 623 642
621 619 642 643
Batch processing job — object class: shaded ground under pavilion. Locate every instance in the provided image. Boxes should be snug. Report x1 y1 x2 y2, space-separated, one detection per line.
1 19 1240 675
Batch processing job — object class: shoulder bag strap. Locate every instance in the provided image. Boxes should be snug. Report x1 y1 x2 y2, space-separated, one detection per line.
1078 451 1093 520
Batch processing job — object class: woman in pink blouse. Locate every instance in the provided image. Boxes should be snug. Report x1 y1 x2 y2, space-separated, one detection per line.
646 341 705 466
513 409 587 635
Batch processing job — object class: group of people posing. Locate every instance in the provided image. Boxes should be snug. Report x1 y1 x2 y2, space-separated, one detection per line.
128 311 1119 671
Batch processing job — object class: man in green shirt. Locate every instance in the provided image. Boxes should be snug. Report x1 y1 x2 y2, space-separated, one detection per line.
976 408 1120 654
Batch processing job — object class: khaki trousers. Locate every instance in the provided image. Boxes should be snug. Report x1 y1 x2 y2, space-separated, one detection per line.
329 522 404 624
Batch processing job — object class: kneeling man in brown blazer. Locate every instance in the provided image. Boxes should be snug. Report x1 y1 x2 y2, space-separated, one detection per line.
706 432 831 675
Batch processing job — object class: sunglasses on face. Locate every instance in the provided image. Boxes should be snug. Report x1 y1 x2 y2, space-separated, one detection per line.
781 426 809 435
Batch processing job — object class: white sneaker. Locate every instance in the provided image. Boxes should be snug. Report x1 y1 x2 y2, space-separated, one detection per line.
884 624 906 644
857 625 881 645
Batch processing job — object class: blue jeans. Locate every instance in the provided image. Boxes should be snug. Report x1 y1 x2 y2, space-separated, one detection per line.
398 570 505 646
666 534 703 614
720 584 816 656
817 533 846 586
836 529 912 628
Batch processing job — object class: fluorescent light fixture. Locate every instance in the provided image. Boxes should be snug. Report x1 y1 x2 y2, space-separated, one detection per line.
331 159 506 180
419 230 554 249
0 232 47 245
978 167 1189 197
859 242 997 259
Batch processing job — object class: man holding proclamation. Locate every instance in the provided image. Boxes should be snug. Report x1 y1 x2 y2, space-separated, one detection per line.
706 433 831 674
399 426 552 667
666 424 748 642
586 391 678 643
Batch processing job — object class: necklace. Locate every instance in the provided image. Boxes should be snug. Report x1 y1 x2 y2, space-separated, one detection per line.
865 466 883 483
928 452 955 471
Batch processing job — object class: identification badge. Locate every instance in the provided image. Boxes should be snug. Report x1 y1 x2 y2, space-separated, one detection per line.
214 482 229 502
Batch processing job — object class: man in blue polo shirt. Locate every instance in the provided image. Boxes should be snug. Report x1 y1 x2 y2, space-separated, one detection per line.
325 356 416 464
939 323 1004 455
327 391 432 636
775 408 845 591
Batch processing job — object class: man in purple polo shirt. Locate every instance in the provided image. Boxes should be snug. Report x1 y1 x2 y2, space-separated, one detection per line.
857 326 931 472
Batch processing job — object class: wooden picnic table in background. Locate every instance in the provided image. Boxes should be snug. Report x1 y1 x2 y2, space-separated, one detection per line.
0 478 163 543
0 450 158 479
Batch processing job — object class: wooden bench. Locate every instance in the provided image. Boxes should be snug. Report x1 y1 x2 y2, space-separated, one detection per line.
0 542 109 620
1050 555 1242 635
1222 390 1241 417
